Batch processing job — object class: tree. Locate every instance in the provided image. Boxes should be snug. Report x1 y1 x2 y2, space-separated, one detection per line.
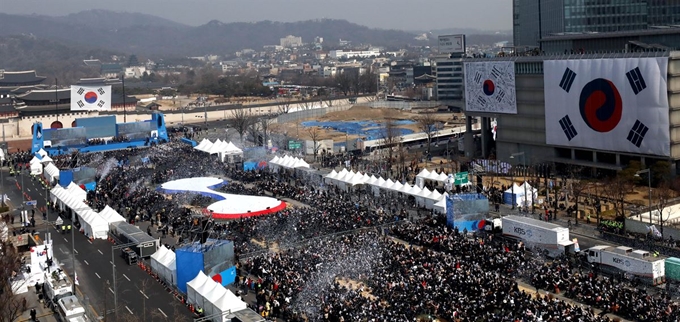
378 117 403 175
651 161 672 186
230 108 252 142
416 109 438 154
567 166 589 225
259 117 273 148
276 97 294 114
653 181 674 236
0 242 25 322
247 121 262 146
335 72 352 96
307 126 322 161
603 173 634 222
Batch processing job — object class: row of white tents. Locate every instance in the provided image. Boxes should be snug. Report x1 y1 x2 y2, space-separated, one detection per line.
187 271 248 321
29 149 55 176
194 139 244 162
50 183 126 240
325 168 448 212
150 245 177 286
503 182 538 207
269 155 310 170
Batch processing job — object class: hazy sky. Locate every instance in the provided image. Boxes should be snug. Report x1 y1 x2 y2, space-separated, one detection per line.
3 0 512 31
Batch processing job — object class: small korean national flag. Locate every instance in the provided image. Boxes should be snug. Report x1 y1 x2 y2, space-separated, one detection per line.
70 85 112 111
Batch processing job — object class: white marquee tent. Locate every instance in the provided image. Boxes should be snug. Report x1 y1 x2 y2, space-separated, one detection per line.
186 271 247 319
44 163 60 183
150 246 177 285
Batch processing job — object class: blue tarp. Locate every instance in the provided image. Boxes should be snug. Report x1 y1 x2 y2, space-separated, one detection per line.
181 138 197 147
301 120 415 141
83 182 96 192
58 170 74 187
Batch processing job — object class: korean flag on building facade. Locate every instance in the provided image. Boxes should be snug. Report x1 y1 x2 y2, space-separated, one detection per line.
70 85 112 111
464 61 517 114
544 57 669 157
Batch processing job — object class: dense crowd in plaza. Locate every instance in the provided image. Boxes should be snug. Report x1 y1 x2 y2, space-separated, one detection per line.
7 140 680 322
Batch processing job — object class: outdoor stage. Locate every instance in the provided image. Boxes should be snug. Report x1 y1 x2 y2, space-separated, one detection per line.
158 177 286 219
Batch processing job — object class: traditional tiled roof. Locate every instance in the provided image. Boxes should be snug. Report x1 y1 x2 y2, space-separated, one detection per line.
0 70 47 86
15 89 70 101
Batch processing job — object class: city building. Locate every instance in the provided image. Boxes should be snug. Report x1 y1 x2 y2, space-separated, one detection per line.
434 55 464 103
280 35 303 48
540 27 680 53
461 51 680 174
328 49 381 59
513 0 680 48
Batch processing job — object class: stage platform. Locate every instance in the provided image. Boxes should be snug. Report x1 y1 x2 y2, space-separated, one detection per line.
158 177 286 219
45 140 151 155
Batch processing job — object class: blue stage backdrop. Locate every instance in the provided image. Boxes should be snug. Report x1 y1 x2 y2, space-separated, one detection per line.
446 193 489 231
76 115 117 139
175 239 236 293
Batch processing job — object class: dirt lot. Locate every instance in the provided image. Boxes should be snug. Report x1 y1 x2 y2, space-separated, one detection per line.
273 105 466 143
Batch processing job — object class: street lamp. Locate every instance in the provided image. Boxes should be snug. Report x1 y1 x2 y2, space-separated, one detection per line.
635 168 652 224
510 152 527 211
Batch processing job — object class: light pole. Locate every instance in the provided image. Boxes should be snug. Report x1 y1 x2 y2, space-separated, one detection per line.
511 152 527 211
635 169 652 224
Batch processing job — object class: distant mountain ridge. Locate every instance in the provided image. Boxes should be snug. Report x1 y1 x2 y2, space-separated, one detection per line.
0 10 422 57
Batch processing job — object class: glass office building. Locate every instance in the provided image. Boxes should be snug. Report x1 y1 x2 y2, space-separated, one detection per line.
514 0 680 47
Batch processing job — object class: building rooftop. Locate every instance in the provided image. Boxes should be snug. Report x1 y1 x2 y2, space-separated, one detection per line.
15 89 70 101
461 50 672 63
0 70 47 86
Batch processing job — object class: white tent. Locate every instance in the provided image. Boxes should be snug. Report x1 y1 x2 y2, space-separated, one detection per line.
388 181 403 191
436 172 449 182
433 194 448 214
426 170 441 181
293 158 310 168
150 246 177 286
211 290 248 321
40 155 54 164
187 271 210 306
398 183 412 194
375 177 386 187
503 184 524 206
406 185 422 196
79 208 109 240
204 283 228 318
194 139 212 152
381 179 395 190
415 187 432 207
416 169 430 178
36 149 48 158
30 160 42 175
325 170 338 183
98 205 126 225
345 173 366 186
44 163 60 183
225 142 243 155
366 175 378 186
193 276 221 309
66 182 87 201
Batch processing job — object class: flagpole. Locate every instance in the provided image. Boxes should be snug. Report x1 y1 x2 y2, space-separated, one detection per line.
55 78 59 122
122 74 127 123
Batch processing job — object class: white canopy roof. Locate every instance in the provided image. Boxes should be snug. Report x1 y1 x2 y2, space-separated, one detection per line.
388 181 403 191
417 187 432 198
505 183 523 194
426 189 442 201
98 205 126 224
398 183 412 194
187 271 210 305
345 173 366 186
406 185 422 196
416 168 430 178
40 155 54 164
381 179 395 189
366 175 378 185
37 149 48 158
325 170 338 180
29 156 41 165
375 177 386 187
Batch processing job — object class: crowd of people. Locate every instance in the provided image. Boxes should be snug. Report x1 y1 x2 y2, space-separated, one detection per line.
13 135 680 322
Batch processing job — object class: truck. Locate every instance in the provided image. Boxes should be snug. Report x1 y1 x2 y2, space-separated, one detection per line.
585 245 665 286
501 215 579 258
43 268 74 310
56 295 89 322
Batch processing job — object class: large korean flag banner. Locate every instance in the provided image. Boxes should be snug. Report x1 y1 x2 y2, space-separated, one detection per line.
70 85 112 111
544 58 669 156
464 61 517 114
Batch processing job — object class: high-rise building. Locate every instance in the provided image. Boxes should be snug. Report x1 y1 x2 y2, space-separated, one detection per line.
513 0 680 48
434 56 464 102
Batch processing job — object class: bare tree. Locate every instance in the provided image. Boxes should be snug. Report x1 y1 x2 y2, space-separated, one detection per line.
276 97 294 114
416 109 438 154
259 117 274 148
230 108 252 142
378 117 403 175
247 120 261 146
603 173 634 222
299 98 315 110
0 242 25 322
307 126 323 161
653 181 674 236
335 72 353 96
567 166 589 225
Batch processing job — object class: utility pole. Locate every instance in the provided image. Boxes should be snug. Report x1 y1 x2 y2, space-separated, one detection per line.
122 74 127 123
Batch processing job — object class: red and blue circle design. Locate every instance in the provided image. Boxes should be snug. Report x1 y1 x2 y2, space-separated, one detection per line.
579 78 622 133
482 80 495 96
84 91 98 104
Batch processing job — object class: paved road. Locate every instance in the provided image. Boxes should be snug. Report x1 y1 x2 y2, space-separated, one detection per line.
3 170 193 321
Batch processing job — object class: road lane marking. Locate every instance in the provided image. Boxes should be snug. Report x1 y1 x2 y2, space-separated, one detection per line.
97 250 103 255
123 274 131 282
74 249 78 254
83 260 89 266
95 272 101 279
88 239 92 244
108 287 114 294
139 290 148 299
157 308 167 318
125 306 133 315
64 238 68 242
26 188 30 192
